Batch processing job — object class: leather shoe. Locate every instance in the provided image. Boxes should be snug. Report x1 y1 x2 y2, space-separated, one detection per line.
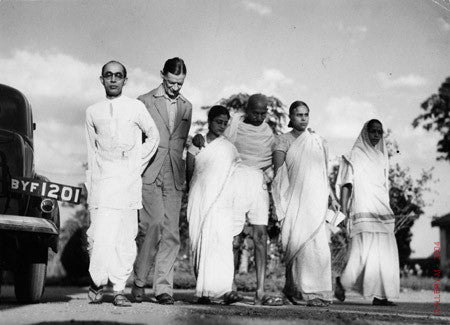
156 293 174 305
131 284 145 303
372 298 397 306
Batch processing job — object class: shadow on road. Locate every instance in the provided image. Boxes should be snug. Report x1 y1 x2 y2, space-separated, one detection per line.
171 291 449 324
0 285 84 311
31 323 145 325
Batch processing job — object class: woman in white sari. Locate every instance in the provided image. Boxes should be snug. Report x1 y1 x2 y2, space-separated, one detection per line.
335 119 399 306
272 101 340 307
187 106 267 304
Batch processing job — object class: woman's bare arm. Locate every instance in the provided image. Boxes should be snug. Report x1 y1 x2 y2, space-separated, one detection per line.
272 150 286 176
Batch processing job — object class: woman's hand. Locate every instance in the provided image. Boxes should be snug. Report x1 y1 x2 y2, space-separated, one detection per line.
330 197 341 212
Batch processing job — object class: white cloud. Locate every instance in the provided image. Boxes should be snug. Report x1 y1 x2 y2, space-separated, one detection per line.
219 68 302 99
33 119 86 185
376 72 427 88
438 17 450 31
337 22 368 43
390 125 442 167
319 96 380 139
242 0 272 16
0 50 191 185
0 50 161 105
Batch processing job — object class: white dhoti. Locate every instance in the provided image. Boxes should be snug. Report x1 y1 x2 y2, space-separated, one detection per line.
87 208 138 291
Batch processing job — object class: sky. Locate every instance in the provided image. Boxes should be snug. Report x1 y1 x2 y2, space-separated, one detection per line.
1 0 449 257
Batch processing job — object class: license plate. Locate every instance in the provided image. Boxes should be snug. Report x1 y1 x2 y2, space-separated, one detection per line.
10 177 82 204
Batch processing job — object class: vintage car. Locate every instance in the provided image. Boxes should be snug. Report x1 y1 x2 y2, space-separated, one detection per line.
0 84 60 303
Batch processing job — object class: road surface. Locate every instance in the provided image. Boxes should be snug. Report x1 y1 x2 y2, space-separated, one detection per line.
0 285 448 324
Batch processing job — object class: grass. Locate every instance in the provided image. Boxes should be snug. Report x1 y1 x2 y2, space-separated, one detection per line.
400 275 450 292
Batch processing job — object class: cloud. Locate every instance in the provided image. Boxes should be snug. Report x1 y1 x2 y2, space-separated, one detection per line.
33 119 86 186
376 72 427 88
241 0 272 16
219 68 302 99
438 17 450 31
390 125 442 167
337 22 368 43
319 96 380 139
0 49 208 184
0 50 161 104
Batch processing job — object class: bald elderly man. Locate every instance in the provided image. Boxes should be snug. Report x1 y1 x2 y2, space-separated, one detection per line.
193 94 283 306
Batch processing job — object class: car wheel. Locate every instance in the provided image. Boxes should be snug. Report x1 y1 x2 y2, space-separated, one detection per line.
14 246 47 304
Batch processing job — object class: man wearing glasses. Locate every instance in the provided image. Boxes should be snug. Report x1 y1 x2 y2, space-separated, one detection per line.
85 61 160 306
132 57 192 305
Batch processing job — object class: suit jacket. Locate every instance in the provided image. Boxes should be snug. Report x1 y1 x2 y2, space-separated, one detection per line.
138 86 192 190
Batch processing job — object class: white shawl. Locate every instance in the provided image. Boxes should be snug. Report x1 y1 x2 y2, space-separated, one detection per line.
336 121 394 236
224 112 274 170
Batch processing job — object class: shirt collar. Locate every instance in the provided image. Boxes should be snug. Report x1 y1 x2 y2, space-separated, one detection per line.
106 94 125 103
154 84 186 103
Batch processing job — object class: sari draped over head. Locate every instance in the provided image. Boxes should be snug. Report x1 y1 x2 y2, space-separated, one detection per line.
336 121 394 236
273 130 329 265
338 121 399 300
188 137 257 298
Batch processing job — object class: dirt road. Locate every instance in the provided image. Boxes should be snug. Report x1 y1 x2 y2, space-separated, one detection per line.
0 285 448 324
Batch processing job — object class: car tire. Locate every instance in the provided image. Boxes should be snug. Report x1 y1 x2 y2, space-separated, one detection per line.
14 246 47 304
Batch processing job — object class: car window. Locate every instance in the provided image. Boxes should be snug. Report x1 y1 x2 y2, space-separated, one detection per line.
0 90 30 137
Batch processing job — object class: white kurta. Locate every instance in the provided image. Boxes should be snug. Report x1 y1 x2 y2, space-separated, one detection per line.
85 95 160 210
187 137 266 298
272 130 332 301
85 95 159 290
336 121 399 300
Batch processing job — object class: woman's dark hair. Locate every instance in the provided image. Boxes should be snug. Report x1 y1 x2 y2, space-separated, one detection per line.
367 119 383 129
288 101 309 127
162 57 187 76
289 101 309 115
208 105 230 123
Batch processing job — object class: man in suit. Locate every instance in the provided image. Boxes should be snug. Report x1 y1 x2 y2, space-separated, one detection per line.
132 57 192 305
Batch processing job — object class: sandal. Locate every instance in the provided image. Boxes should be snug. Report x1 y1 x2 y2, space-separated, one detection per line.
113 292 132 307
223 291 243 305
87 285 104 304
256 294 284 306
306 298 331 307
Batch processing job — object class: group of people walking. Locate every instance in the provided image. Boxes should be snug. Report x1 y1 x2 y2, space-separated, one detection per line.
84 57 400 308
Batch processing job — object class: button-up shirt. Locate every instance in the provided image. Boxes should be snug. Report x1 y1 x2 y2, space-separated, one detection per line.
85 95 160 209
154 84 187 134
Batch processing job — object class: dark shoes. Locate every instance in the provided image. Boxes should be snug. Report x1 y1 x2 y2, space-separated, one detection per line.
334 277 346 302
131 283 145 303
372 297 397 306
156 293 175 305
223 291 244 305
113 291 132 307
88 285 104 304
197 296 212 305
